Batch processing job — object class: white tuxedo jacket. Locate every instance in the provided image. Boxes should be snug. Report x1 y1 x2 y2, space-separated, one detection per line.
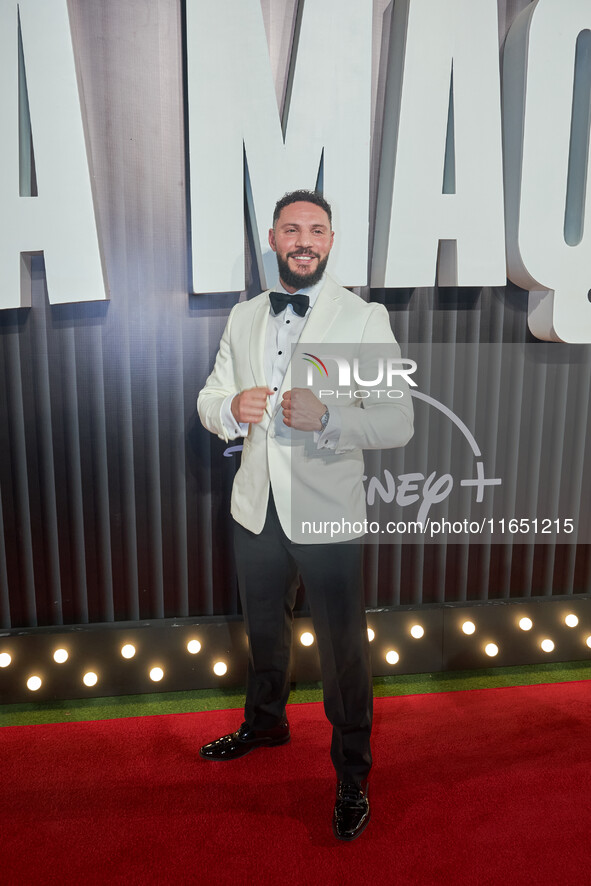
198 276 414 541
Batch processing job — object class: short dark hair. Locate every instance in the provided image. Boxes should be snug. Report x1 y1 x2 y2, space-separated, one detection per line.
272 189 332 227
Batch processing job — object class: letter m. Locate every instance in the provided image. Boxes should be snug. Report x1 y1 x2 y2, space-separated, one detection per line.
186 0 372 292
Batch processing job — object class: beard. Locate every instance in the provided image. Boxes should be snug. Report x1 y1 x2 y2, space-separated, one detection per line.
276 250 329 290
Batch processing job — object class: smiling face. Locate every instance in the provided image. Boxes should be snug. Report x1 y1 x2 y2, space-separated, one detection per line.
268 201 334 293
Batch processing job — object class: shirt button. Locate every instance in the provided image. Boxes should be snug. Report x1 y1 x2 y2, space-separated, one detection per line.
278 350 282 355
286 320 291 324
273 387 278 392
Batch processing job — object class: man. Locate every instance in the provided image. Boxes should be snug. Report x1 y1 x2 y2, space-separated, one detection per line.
197 190 413 841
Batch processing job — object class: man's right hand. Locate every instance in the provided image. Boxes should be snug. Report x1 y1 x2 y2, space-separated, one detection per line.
231 387 273 424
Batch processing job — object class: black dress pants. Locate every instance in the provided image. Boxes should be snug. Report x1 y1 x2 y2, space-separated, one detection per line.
234 493 372 785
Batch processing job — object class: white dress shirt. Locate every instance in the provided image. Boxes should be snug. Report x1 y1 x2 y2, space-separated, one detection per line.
219 275 340 448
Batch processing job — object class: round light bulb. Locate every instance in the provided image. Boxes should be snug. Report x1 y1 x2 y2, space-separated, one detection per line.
541 639 555 653
586 636 591 649
300 632 314 647
519 618 533 631
121 644 136 659
565 614 578 628
83 671 98 687
367 628 375 642
386 650 399 665
187 639 202 654
27 675 42 691
53 648 68 664
149 667 164 682
462 621 476 635
485 643 499 657
213 661 227 676
410 624 424 639
0 652 12 668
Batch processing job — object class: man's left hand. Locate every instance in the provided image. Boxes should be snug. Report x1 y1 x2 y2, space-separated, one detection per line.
281 388 327 431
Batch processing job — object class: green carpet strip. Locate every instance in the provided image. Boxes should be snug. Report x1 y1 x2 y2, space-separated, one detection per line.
1 660 589 727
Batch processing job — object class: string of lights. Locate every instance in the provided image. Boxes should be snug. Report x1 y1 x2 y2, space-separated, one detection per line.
1 598 590 704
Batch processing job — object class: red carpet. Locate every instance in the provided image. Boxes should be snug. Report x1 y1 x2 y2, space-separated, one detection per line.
2 682 591 885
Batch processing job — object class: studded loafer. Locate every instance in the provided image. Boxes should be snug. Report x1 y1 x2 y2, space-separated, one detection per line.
199 718 290 761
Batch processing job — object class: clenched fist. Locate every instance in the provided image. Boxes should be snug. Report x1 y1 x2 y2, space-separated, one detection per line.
281 388 327 431
231 387 273 424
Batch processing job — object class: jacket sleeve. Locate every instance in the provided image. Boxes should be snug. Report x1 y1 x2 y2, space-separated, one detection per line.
197 306 240 443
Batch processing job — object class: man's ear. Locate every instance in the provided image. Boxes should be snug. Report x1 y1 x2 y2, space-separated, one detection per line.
268 228 277 252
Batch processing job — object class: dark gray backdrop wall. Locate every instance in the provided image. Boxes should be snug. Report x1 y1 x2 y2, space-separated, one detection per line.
0 0 589 630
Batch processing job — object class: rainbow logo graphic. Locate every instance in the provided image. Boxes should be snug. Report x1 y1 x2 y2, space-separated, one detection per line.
302 352 329 377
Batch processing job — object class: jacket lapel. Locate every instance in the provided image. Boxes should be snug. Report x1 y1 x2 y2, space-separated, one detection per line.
249 293 270 385
249 292 273 421
297 277 341 346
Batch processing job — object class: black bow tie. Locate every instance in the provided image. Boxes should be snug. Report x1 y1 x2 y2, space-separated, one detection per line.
269 291 310 318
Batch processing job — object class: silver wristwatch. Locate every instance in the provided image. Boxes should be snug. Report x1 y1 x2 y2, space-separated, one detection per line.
319 407 330 431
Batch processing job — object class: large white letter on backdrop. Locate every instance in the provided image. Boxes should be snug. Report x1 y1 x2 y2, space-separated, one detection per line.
504 0 591 343
186 0 372 292
372 0 506 288
0 0 106 309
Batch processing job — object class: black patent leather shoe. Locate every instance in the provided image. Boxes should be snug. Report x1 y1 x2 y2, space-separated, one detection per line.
199 718 290 761
332 779 370 841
